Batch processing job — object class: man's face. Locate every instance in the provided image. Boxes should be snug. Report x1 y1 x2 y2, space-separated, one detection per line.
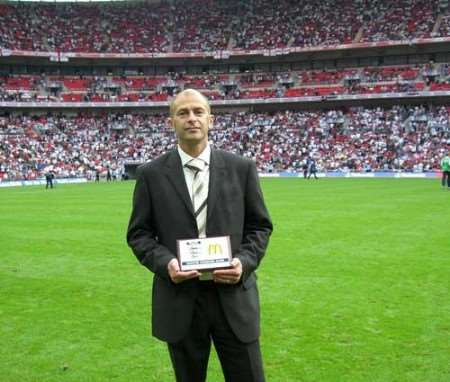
169 92 213 148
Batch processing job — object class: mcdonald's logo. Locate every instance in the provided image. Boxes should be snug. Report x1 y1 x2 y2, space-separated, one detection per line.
208 244 223 256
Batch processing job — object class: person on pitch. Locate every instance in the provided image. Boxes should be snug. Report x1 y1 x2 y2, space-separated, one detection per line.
440 149 450 189
127 89 273 382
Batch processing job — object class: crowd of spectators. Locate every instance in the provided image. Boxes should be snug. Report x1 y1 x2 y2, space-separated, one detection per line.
1 63 449 103
0 0 448 54
1 105 448 181
0 1 172 53
439 15 450 37
359 0 438 42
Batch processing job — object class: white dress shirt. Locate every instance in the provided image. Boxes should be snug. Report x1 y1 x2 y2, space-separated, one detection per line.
177 143 211 237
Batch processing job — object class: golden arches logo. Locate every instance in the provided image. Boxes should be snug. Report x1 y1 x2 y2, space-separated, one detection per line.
208 244 223 256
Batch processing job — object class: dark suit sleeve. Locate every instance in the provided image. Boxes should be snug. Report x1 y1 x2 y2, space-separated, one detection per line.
127 166 175 279
235 160 273 282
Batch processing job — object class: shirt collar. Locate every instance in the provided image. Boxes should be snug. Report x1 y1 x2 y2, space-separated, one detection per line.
178 143 211 167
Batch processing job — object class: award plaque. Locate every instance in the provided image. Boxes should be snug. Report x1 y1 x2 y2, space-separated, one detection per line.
177 236 232 271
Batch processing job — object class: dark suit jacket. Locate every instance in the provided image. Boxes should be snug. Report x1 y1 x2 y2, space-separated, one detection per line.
127 148 273 343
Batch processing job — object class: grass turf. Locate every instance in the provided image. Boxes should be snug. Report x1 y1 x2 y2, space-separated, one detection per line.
0 179 449 381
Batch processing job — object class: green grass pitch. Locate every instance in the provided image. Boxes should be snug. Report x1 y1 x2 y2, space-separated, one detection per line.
1 178 449 382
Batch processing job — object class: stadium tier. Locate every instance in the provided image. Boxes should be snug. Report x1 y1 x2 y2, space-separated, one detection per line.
1 105 449 181
0 63 449 103
0 0 449 53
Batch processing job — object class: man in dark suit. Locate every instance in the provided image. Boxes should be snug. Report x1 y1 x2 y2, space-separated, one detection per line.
127 89 273 382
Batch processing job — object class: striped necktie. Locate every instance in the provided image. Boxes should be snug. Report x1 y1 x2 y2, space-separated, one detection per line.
185 159 208 238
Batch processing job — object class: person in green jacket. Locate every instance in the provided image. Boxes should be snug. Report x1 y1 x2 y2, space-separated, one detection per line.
441 151 450 189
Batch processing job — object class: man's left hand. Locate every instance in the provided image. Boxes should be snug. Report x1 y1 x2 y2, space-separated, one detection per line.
213 258 242 285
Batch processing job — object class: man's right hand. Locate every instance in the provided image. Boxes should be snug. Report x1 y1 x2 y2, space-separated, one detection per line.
167 258 201 284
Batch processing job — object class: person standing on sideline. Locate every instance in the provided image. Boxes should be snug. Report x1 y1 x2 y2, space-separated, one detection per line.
127 89 273 382
307 157 318 179
45 171 54 189
302 159 308 179
441 150 450 189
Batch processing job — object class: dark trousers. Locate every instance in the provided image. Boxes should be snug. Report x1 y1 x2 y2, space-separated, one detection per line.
168 284 265 382
308 171 318 179
442 171 450 187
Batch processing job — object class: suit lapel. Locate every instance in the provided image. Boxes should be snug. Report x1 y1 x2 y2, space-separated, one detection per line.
207 149 226 221
163 149 226 223
164 150 195 216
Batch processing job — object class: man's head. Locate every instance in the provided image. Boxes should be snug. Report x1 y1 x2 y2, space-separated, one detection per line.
168 89 213 155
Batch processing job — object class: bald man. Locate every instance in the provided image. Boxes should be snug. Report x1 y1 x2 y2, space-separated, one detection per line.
127 89 272 382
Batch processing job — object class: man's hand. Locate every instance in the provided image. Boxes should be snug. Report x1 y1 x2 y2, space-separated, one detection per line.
168 258 201 284
213 258 242 285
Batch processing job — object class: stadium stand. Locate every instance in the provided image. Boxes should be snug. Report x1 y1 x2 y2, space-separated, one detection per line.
0 0 449 182
0 0 448 53
1 63 449 102
359 0 438 42
1 105 449 181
